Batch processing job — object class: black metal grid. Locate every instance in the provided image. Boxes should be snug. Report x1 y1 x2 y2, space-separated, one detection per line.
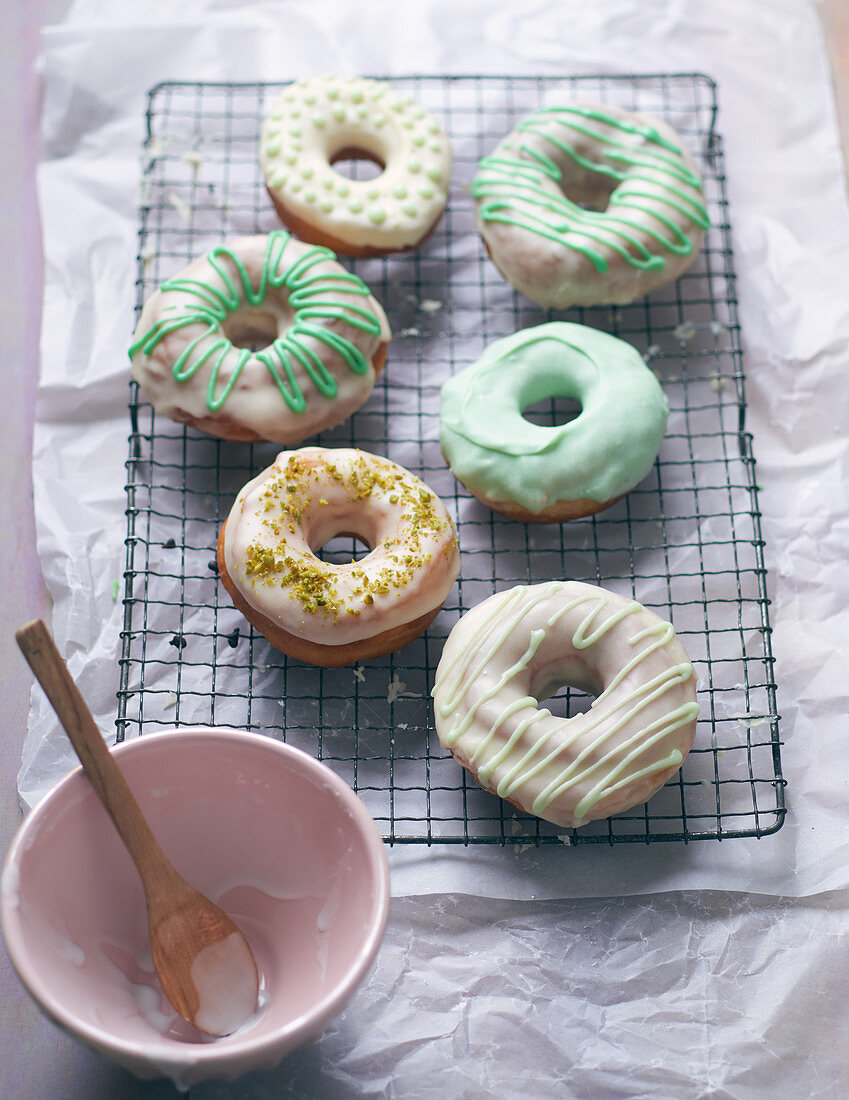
119 74 785 846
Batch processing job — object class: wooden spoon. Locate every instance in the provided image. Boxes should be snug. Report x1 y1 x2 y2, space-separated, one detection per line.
15 619 260 1038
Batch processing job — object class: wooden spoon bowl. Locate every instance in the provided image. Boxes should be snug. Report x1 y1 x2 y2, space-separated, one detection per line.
15 619 259 1038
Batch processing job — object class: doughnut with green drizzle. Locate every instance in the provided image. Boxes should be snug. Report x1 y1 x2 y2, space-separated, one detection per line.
129 230 390 443
432 581 699 828
472 102 709 308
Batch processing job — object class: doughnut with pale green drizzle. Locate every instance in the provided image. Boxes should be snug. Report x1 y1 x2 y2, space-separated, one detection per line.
432 581 699 828
129 230 390 443
439 322 668 522
472 102 709 308
260 75 452 256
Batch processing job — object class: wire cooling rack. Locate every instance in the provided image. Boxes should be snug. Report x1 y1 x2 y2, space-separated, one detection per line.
119 73 785 846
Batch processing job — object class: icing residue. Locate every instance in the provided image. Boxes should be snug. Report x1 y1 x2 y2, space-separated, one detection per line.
1 863 20 910
471 104 709 273
190 931 259 1037
128 229 384 414
432 581 699 826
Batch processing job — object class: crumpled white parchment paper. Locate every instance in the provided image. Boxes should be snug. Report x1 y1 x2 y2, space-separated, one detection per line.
24 0 849 902
18 2 849 1093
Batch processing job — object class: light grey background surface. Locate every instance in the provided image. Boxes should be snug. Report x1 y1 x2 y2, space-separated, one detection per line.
0 5 142 1098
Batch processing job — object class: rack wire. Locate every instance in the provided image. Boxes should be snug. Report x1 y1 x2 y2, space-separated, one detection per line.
119 74 784 845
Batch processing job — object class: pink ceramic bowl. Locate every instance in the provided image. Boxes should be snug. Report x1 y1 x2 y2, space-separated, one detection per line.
1 727 390 1089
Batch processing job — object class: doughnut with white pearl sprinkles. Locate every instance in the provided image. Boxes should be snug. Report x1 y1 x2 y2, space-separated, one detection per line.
218 447 460 667
129 230 390 445
260 75 452 257
472 102 709 309
432 581 699 828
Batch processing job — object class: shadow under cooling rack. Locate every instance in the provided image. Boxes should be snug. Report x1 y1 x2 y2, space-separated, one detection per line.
118 73 785 846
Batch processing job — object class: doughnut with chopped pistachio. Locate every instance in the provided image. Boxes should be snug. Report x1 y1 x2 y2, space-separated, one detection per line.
129 230 390 444
218 447 460 666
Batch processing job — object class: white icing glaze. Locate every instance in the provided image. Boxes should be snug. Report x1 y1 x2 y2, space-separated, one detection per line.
129 232 390 444
260 75 452 251
1 863 20 910
432 581 699 828
190 932 258 1037
222 447 459 647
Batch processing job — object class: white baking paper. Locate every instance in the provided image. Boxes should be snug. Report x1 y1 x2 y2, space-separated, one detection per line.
175 890 849 1100
23 0 849 905
18 1 849 1096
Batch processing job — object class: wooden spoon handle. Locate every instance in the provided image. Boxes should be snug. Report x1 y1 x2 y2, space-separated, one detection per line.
16 620 175 890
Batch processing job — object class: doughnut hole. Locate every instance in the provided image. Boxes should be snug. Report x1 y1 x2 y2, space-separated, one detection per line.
220 293 295 352
521 395 582 428
315 534 371 566
220 308 278 351
330 145 386 183
556 159 618 212
530 661 600 720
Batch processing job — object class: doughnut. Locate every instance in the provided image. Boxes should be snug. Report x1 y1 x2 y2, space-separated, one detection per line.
432 581 699 828
471 102 709 308
439 322 668 523
129 230 390 444
218 447 460 667
260 75 452 257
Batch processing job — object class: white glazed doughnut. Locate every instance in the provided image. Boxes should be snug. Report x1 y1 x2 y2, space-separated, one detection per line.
472 102 709 309
129 231 390 444
432 581 699 828
218 447 460 667
260 75 452 257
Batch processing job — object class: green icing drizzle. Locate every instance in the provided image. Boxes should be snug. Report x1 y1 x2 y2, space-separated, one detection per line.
128 230 383 414
471 104 710 274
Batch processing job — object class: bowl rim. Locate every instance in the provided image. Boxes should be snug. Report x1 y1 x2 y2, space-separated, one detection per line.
1 725 391 1071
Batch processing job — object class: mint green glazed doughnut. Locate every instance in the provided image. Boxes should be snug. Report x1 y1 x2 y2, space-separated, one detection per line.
439 323 668 523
